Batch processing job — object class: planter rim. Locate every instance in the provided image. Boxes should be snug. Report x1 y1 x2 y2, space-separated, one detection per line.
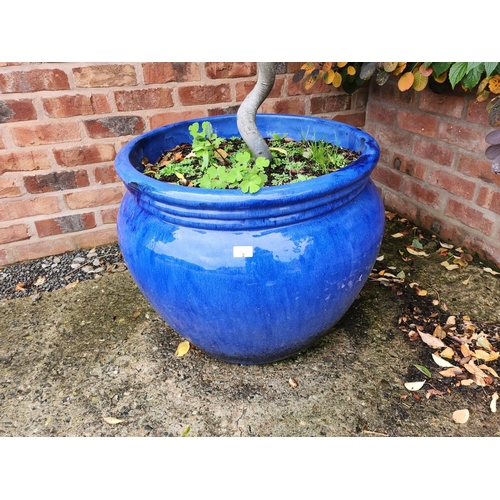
115 114 380 229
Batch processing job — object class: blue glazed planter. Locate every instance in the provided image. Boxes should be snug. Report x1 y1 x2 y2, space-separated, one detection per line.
115 114 384 365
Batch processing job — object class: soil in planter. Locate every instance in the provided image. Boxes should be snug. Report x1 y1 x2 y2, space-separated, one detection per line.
141 136 360 191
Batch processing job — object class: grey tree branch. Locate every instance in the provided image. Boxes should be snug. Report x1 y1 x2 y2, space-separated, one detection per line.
237 62 276 160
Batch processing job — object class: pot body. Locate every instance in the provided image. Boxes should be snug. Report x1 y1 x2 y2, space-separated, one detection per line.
115 114 384 364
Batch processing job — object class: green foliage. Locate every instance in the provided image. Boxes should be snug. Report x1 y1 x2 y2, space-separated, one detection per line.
296 62 500 127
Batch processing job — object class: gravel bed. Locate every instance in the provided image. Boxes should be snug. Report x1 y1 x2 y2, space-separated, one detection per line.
0 244 126 301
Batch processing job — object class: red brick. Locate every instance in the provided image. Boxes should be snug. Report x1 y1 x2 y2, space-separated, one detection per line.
101 207 119 224
24 170 90 194
437 121 486 153
0 69 69 93
0 132 4 149
235 78 283 101
427 168 476 200
0 196 60 222
94 165 120 184
445 198 494 235
42 94 93 118
418 91 464 118
332 112 366 128
419 208 464 244
412 137 455 167
35 212 96 237
0 224 29 245
0 150 51 174
0 238 75 266
178 84 231 106
374 125 413 151
71 226 118 250
114 88 173 112
150 109 205 129
371 164 403 191
466 99 490 126
91 94 111 114
64 186 124 209
457 153 500 187
366 101 397 127
11 122 80 146
0 99 37 123
402 177 441 208
369 79 416 107
261 98 305 115
382 190 418 220
310 94 351 114
142 63 201 84
392 153 426 180
462 235 500 268
0 177 21 198
207 105 240 117
53 144 116 168
84 116 145 138
205 62 256 79
73 64 137 87
286 75 334 96
476 186 500 215
397 110 437 138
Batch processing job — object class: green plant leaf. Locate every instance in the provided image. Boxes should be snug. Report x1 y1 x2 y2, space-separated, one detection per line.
462 64 484 90
448 62 468 88
485 62 499 77
430 62 451 78
414 364 432 378
467 62 483 72
412 238 423 249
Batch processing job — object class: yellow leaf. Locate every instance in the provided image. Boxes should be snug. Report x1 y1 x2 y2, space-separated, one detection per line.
404 381 426 391
398 72 415 91
391 232 405 238
483 267 500 275
216 148 228 159
175 340 190 357
491 392 499 413
434 70 448 83
337 62 348 68
392 63 407 76
324 69 335 85
452 409 469 424
103 417 123 425
332 71 342 88
440 347 455 359
488 75 500 94
347 65 356 76
303 75 317 90
301 63 316 75
419 331 446 348
269 147 288 155
460 343 473 357
479 365 499 378
383 62 397 73
473 349 492 361
412 70 429 92
406 246 429 256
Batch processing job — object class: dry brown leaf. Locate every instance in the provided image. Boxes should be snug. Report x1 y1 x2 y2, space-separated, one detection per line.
288 378 298 389
426 388 446 399
440 347 455 359
479 364 499 378
406 247 429 256
461 344 473 357
175 341 190 357
461 379 474 386
432 353 456 368
490 392 499 413
419 331 446 348
439 367 463 377
452 409 469 424
483 267 500 275
433 325 446 339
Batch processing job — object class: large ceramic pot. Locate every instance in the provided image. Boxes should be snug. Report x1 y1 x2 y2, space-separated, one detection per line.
114 114 384 365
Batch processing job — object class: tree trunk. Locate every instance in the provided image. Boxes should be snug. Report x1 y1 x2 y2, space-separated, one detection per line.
237 62 276 160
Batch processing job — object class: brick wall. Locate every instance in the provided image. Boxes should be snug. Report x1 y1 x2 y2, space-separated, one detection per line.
365 79 500 267
0 62 363 266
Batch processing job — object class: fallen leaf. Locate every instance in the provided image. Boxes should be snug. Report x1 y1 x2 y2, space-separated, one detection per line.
65 281 79 289
103 417 123 425
406 246 429 256
461 379 474 386
376 255 385 261
414 364 432 378
479 365 499 378
14 282 26 292
404 381 426 391
452 409 469 424
181 425 191 437
483 267 500 275
419 331 446 348
490 392 499 413
34 276 46 287
426 388 446 399
133 311 141 319
289 378 298 389
391 232 405 238
462 277 471 285
439 367 463 377
433 325 446 339
440 347 455 359
441 262 460 271
477 336 494 351
461 344 473 357
175 341 190 357
432 353 456 368
439 241 454 249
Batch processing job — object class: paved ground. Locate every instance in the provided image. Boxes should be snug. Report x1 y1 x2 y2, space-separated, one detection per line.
1 214 500 437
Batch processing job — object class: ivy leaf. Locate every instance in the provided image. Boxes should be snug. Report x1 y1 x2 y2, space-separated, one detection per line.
448 62 468 88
